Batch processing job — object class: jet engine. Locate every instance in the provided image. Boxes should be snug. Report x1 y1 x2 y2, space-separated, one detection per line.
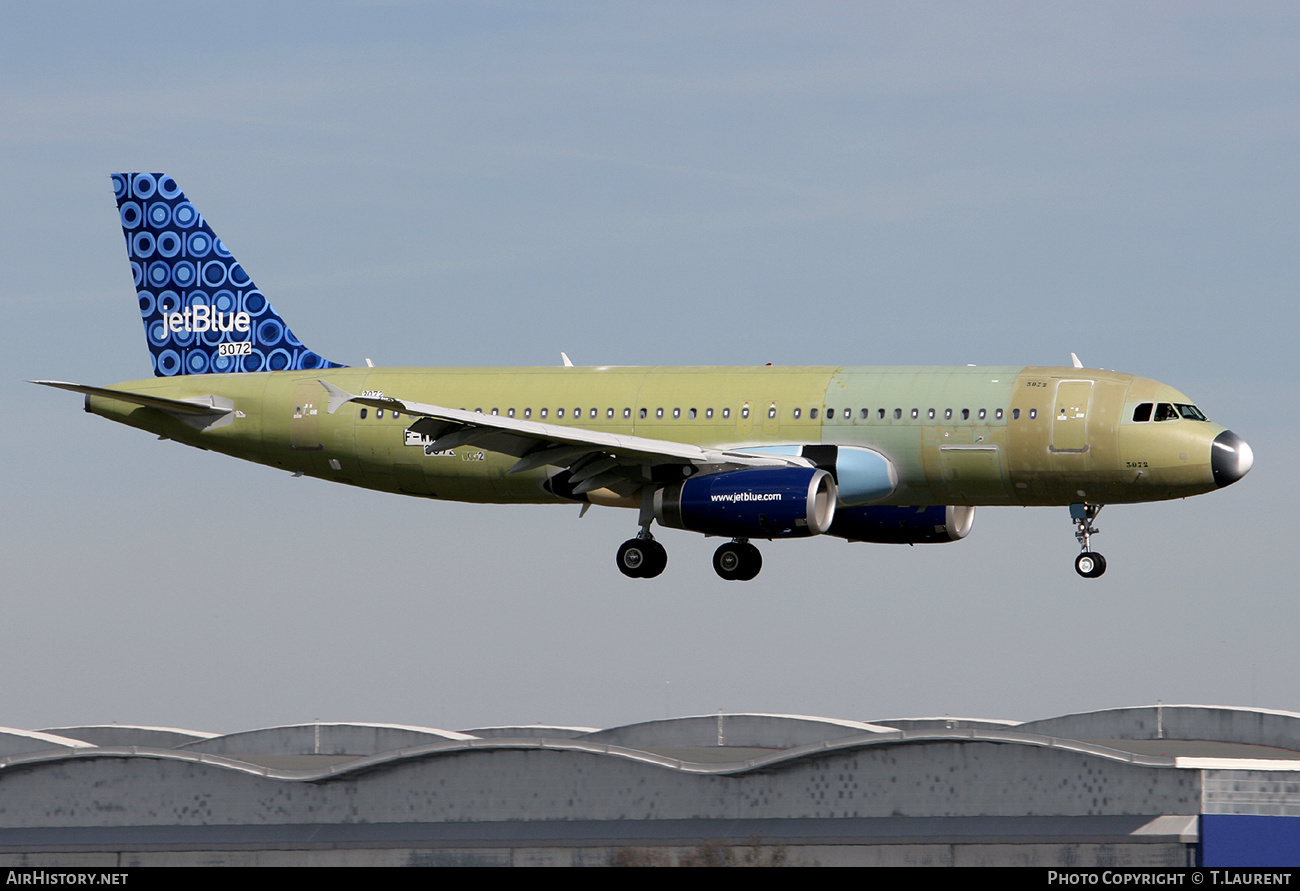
654 467 837 538
828 504 975 544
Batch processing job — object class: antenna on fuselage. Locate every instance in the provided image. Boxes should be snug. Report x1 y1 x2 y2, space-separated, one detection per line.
1070 352 1083 369
561 352 574 367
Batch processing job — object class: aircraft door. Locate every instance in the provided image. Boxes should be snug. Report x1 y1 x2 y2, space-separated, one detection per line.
290 380 325 451
1051 380 1093 452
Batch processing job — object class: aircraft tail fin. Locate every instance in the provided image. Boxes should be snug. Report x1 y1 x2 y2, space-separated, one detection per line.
111 173 345 376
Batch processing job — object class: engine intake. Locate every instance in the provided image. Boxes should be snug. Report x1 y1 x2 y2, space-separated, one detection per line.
655 468 837 538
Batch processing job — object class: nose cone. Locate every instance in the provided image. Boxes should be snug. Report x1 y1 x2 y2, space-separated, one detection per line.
1211 430 1254 487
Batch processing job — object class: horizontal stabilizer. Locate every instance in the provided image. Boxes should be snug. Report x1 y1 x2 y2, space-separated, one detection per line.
30 380 233 417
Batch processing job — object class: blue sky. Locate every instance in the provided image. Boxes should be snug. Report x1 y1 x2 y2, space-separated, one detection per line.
1 2 1295 733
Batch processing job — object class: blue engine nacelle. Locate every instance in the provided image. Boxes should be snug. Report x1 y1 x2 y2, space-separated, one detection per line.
654 468 837 538
828 504 975 544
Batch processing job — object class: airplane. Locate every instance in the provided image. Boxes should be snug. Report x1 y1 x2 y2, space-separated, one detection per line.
34 173 1254 582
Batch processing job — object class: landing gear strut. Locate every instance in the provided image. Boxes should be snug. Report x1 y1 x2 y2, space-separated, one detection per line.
616 489 669 579
713 539 762 581
616 534 667 579
1070 502 1106 578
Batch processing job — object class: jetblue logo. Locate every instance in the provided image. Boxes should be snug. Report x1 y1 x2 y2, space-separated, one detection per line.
710 492 782 502
160 306 252 338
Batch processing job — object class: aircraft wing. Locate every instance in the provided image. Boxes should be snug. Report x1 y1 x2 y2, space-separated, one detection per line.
319 380 806 496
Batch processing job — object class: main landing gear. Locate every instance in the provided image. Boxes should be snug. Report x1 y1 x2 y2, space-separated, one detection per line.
617 491 669 579
713 539 762 581
614 536 766 581
1070 502 1107 578
615 490 764 581
616 534 668 579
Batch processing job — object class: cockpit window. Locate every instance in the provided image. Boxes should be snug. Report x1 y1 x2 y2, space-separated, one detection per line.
1154 402 1179 422
1177 403 1208 421
1132 402 1153 423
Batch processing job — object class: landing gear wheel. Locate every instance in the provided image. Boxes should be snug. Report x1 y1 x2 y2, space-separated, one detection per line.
713 541 762 581
617 538 667 579
1075 551 1107 579
713 543 742 580
735 542 762 581
641 539 667 578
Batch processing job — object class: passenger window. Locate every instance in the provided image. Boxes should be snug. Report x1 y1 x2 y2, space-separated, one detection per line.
911 409 919 419
623 408 631 419
524 408 532 419
768 406 776 419
945 409 953 420
574 407 581 418
540 408 548 419
557 408 565 418
878 409 886 420
741 406 750 419
639 408 647 419
690 408 698 419
377 409 384 419
490 408 498 416
656 408 664 418
827 408 835 419
706 408 714 419
507 408 515 418
1132 402 1153 423
996 408 1003 420
793 408 801 419
1012 409 1020 420
893 408 901 419
977 409 985 420
606 408 613 419
860 409 869 420
673 408 681 419
393 411 400 420
1155 403 1178 422
1029 409 1037 420
960 409 968 420
359 408 367 419
722 408 731 419
927 409 935 419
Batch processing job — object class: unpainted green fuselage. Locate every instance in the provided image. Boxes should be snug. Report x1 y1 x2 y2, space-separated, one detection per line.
86 364 1229 509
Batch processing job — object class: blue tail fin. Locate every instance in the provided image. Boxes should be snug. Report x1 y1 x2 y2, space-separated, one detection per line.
111 172 345 376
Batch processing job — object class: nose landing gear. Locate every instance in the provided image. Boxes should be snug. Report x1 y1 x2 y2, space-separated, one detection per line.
1070 502 1106 578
